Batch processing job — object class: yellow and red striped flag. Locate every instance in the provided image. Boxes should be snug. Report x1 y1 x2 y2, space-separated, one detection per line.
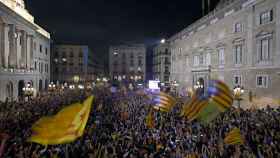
152 92 176 112
181 80 233 124
180 94 208 121
28 96 94 145
224 128 244 145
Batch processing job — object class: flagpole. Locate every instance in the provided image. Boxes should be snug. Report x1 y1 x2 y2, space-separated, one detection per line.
208 0 211 13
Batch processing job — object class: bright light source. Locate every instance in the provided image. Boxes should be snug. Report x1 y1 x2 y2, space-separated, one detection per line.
149 80 160 90
161 39 166 44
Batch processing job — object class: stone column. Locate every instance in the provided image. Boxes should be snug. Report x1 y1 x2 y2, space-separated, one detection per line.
276 0 280 66
247 6 254 66
3 24 10 68
16 28 21 69
26 34 32 70
30 35 34 69
0 24 2 68
8 24 17 68
21 30 27 69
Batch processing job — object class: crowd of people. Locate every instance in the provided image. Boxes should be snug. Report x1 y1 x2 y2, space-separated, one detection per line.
0 88 280 157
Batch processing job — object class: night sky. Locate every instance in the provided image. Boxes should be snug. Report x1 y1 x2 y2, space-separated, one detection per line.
25 0 220 65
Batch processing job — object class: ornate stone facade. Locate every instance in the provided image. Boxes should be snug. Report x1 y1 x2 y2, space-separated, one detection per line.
169 0 280 105
0 0 50 101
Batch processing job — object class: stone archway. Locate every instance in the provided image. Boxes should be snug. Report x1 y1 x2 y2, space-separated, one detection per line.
18 80 25 97
197 77 205 95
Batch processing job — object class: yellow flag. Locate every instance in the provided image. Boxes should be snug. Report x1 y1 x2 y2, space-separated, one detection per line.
28 96 94 145
224 128 244 145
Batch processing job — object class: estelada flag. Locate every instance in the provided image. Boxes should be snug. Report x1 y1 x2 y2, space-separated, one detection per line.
224 128 244 145
153 92 176 112
181 80 233 124
28 96 94 145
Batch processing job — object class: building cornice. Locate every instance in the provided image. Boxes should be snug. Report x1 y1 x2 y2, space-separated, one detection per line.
0 1 50 39
168 0 260 43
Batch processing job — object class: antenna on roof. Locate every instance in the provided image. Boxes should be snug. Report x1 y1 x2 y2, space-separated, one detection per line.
208 0 211 13
202 0 211 16
202 0 205 16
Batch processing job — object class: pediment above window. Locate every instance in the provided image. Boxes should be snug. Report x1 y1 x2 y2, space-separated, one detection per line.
256 31 273 39
233 38 245 44
216 43 226 48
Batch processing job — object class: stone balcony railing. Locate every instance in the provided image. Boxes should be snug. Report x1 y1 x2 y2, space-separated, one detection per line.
0 67 35 74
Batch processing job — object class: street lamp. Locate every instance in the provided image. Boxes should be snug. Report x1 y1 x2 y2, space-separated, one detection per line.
103 77 108 82
78 84 85 90
194 81 204 90
48 82 56 92
160 39 166 44
194 81 204 96
23 83 34 101
69 85 75 90
233 85 244 108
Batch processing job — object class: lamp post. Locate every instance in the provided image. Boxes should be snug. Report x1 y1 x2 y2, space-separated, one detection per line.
233 85 244 108
23 83 34 101
194 81 204 95
48 82 56 93
69 85 75 90
78 84 85 90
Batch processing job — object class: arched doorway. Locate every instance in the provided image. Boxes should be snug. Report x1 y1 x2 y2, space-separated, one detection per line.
197 78 205 95
18 80 25 97
39 80 43 91
6 82 13 100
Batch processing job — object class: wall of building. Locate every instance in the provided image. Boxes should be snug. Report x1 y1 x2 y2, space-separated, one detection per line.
152 43 171 82
0 0 50 101
52 44 103 84
109 44 146 83
169 0 280 103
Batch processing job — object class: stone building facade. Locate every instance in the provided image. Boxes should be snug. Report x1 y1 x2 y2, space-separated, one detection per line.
109 44 146 83
52 44 104 84
0 0 50 101
152 42 171 83
169 0 280 103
